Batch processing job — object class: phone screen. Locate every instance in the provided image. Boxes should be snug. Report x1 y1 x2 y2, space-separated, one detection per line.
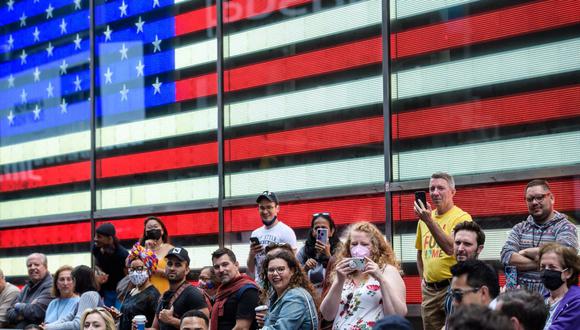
415 191 427 206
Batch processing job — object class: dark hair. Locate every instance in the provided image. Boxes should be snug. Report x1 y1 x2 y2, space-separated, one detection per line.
259 250 319 308
450 260 499 299
453 221 485 246
265 243 293 255
24 325 43 330
199 266 218 283
303 213 341 260
180 309 209 327
497 289 547 330
539 243 580 287
52 265 74 297
72 265 98 294
448 305 513 330
211 248 237 263
525 179 551 193
139 216 170 245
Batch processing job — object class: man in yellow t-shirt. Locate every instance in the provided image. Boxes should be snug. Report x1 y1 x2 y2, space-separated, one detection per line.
414 172 472 330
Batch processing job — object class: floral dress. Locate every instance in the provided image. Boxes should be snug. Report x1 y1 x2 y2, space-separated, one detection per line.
333 277 383 330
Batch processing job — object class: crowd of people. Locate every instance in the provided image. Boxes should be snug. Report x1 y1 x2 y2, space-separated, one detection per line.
0 173 578 330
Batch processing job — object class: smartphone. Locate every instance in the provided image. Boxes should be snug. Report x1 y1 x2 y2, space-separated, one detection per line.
505 266 518 290
316 228 329 244
415 191 427 207
349 258 365 271
250 237 261 246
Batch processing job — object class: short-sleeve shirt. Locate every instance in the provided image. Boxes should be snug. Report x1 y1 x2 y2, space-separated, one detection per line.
415 206 472 282
157 285 207 330
217 287 260 330
251 221 297 278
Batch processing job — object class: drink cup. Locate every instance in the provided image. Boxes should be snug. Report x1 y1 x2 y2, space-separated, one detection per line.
255 305 268 328
133 315 147 330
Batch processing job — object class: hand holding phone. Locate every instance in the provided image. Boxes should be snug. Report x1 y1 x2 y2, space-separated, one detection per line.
348 258 365 271
316 228 329 244
415 191 427 207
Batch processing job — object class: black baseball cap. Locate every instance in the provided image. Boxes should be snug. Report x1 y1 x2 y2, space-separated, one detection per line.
166 246 190 264
256 191 279 204
95 223 116 237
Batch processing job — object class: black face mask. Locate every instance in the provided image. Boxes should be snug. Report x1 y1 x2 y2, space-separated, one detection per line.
145 229 162 240
541 269 566 291
262 216 277 227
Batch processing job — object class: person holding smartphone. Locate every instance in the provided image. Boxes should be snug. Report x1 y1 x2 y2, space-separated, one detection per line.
320 222 407 329
296 212 342 293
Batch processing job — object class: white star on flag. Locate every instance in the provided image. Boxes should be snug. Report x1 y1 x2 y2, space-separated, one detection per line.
135 16 145 34
7 0 14 11
119 0 128 17
60 18 68 34
20 89 28 103
74 34 82 50
46 4 54 19
104 67 113 84
74 75 82 91
20 12 27 27
104 25 113 41
74 0 81 10
153 0 160 8
33 27 40 42
33 104 41 120
7 34 14 49
120 84 129 101
20 49 27 64
33 67 41 81
152 35 161 52
7 110 15 125
60 98 68 113
46 42 54 57
120 43 129 60
47 81 54 97
7 74 15 88
136 60 145 77
60 60 69 75
152 77 162 95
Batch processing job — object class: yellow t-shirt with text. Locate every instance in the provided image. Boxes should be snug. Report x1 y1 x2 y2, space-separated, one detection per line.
415 206 472 283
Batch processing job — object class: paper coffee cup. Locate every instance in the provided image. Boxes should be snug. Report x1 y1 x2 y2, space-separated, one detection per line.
255 305 268 312
133 315 147 330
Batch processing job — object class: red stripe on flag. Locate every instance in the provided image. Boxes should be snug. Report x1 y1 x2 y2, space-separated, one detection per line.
175 0 312 36
393 84 580 139
393 0 580 59
175 37 382 101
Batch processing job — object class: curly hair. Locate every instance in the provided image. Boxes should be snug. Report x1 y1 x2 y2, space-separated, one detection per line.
332 222 398 279
259 250 319 308
126 242 158 275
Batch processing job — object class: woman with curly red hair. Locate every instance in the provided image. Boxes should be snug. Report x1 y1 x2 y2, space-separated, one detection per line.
118 243 161 330
320 221 406 329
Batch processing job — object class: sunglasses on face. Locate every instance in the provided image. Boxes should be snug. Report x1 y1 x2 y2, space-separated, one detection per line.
451 287 481 303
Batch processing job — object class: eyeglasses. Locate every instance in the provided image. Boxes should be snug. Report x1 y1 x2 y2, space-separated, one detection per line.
451 287 481 303
128 266 146 272
267 266 287 274
526 193 550 203
313 212 331 218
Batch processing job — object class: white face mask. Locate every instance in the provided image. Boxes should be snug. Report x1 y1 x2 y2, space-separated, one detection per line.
128 270 149 286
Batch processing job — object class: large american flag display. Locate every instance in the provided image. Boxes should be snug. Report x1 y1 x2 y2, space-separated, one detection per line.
1 0 580 306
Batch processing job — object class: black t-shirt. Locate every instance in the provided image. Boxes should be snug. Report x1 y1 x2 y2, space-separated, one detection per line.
157 285 207 330
119 285 160 330
217 286 260 330
92 243 129 291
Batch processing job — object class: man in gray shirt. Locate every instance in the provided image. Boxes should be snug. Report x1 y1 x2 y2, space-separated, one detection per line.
0 268 19 328
6 253 53 328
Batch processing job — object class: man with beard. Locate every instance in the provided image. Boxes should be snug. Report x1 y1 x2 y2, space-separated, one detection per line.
247 191 297 281
444 221 486 328
210 248 259 330
415 172 473 330
6 253 53 328
91 222 129 307
150 247 208 330
501 179 578 293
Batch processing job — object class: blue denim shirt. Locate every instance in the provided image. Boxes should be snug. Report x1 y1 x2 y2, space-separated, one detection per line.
263 287 318 330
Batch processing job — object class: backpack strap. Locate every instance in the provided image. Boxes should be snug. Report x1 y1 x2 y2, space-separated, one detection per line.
236 283 257 301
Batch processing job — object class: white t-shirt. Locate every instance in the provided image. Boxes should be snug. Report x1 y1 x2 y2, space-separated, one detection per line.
251 220 297 278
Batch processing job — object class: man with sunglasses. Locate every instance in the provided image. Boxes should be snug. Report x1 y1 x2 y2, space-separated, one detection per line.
247 191 297 282
449 259 499 309
500 179 578 293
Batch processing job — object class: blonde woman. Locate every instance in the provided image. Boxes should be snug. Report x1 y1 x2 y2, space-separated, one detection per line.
320 222 406 329
80 308 115 330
